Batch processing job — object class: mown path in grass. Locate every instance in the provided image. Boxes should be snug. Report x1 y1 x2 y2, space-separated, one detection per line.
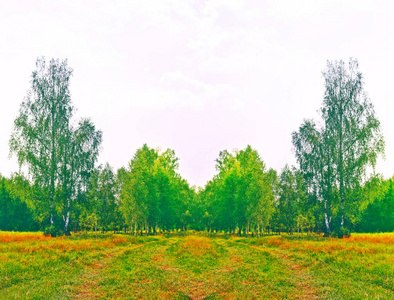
232 241 321 299
79 235 324 299
73 242 154 299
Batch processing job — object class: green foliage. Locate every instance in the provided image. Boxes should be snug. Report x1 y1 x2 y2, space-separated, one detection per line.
356 176 394 233
0 174 38 231
330 226 351 238
79 212 98 232
120 144 195 233
43 225 64 237
87 163 122 231
199 146 275 235
271 165 315 234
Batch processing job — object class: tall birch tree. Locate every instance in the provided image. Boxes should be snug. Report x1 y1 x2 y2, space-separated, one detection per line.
292 59 384 235
10 57 102 233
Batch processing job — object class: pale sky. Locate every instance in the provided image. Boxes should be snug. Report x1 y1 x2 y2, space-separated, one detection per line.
1 0 394 187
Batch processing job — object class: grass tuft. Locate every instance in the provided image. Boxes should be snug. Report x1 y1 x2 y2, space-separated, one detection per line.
178 235 214 256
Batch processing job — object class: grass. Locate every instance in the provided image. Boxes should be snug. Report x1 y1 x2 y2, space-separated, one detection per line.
0 231 393 299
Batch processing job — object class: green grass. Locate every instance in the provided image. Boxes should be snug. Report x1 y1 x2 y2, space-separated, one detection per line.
0 231 393 299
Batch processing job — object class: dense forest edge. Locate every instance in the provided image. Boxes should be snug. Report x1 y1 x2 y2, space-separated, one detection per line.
1 57 393 238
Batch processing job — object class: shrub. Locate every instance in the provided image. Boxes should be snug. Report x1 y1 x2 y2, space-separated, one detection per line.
331 227 351 239
43 225 64 237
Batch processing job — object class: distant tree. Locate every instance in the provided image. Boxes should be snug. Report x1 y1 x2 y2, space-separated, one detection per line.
293 59 384 235
204 146 275 236
0 174 38 231
155 149 180 231
275 165 298 233
10 57 102 233
197 181 218 231
120 144 193 234
214 150 239 232
235 146 275 236
84 163 121 232
357 176 394 233
272 165 314 234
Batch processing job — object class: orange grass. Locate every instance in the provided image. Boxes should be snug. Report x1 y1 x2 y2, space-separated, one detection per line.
2 235 132 253
263 236 382 254
0 232 51 243
267 237 282 246
111 236 128 245
14 240 96 253
21 240 127 253
343 234 394 244
179 235 214 256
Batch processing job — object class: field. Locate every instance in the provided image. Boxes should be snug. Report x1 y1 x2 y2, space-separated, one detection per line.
0 232 393 299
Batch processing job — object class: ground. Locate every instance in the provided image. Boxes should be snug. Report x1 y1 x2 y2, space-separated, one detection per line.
0 231 393 299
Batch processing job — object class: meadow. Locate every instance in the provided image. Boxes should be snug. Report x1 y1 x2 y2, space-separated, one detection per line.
0 231 393 299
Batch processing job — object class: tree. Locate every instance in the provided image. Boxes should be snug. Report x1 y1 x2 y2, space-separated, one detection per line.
356 175 394 233
10 57 102 233
0 173 38 231
292 120 337 235
292 59 384 235
84 163 121 233
234 146 275 236
214 150 239 232
272 165 314 234
59 119 102 233
275 165 298 233
203 146 275 236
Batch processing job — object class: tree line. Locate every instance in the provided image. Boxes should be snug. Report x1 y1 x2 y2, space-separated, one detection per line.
0 57 392 237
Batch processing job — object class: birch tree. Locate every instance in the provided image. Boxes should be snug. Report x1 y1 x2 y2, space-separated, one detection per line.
322 59 384 228
292 59 384 235
10 57 102 233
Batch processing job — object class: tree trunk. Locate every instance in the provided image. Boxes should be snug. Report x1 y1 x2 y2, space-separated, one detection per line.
50 101 56 227
145 222 148 236
64 199 70 234
339 104 345 228
324 200 331 236
50 173 55 225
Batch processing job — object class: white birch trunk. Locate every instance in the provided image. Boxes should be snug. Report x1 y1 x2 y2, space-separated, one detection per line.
64 199 70 233
324 212 330 234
